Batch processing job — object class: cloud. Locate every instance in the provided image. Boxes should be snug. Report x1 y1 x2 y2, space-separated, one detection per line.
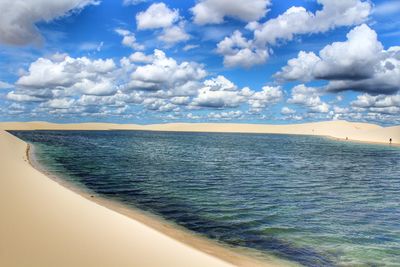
115 28 144 50
208 110 243 120
288 85 330 113
217 0 371 68
14 53 118 100
275 51 321 82
373 2 400 16
248 86 283 113
135 3 189 45
183 44 199 51
191 76 249 108
253 0 371 46
216 31 268 68
351 94 400 114
0 81 13 89
123 0 146 6
0 0 98 45
277 25 400 95
6 91 44 102
136 3 178 30
127 49 207 96
158 22 190 44
191 0 271 25
129 52 153 63
281 106 296 115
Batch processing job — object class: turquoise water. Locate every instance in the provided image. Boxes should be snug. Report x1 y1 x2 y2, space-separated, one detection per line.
10 130 400 266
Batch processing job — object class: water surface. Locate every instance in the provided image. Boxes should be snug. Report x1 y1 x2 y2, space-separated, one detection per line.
10 130 400 266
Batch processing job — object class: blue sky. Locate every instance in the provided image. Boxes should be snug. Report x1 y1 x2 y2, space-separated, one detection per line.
0 0 399 125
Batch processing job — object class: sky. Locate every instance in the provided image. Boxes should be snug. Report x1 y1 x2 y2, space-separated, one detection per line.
0 0 399 125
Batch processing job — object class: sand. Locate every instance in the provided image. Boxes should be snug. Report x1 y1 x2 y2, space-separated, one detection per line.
0 120 398 267
0 130 251 267
0 120 399 145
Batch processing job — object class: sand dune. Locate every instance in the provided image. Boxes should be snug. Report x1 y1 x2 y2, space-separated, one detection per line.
0 120 398 145
0 130 245 267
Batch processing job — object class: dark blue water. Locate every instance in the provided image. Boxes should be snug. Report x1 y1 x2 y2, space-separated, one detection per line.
10 130 400 266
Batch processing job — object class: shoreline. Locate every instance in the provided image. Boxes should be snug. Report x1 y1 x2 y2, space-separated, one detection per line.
0 129 251 267
1 120 399 146
26 141 292 267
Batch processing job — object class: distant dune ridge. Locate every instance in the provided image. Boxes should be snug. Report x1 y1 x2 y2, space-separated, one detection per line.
0 120 398 145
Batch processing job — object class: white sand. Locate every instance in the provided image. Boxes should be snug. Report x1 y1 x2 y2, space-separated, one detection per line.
0 130 241 267
0 120 398 267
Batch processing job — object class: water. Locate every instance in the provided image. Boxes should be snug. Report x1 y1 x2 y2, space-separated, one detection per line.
10 130 400 267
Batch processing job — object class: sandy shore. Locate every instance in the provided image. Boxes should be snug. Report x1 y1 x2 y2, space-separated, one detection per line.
0 120 398 145
1 130 290 267
0 120 398 266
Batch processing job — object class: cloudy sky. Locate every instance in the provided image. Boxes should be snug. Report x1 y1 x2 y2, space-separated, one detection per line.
0 0 399 125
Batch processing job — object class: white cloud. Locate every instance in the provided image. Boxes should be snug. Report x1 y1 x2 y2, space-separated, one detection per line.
253 0 371 47
0 0 98 45
115 28 144 50
248 86 283 113
191 0 271 25
0 81 13 89
158 22 190 44
281 107 296 115
129 52 153 63
216 31 268 68
277 25 400 95
288 84 330 113
351 94 400 114
127 49 207 96
275 51 320 82
14 53 118 98
217 0 371 68
373 2 400 16
191 76 248 108
123 0 146 6
183 44 199 51
6 91 44 102
40 98 75 109
136 3 178 30
208 110 243 120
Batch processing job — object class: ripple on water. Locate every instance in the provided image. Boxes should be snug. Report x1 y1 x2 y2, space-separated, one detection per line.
10 130 400 267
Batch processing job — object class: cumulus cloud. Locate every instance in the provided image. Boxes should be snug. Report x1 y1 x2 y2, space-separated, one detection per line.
129 52 154 63
135 2 189 45
0 0 98 45
191 0 271 25
191 76 248 108
13 53 118 101
288 85 330 113
351 94 400 114
115 28 144 50
136 3 178 30
158 22 190 44
217 0 371 68
216 31 268 68
127 49 207 96
248 86 283 113
253 0 371 47
277 25 400 95
281 106 296 115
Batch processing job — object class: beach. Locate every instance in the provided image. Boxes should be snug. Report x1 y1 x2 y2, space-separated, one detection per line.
0 120 399 267
0 129 263 267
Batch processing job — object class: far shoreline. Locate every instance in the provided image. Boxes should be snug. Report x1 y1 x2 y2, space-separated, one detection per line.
1 120 399 146
26 141 293 267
